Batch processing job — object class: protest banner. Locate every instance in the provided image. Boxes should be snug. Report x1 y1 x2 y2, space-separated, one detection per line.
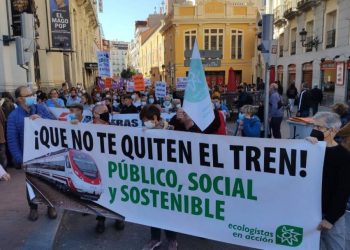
126 81 134 92
183 41 214 131
133 74 145 91
155 81 167 99
24 118 325 249
50 0 71 50
176 77 188 90
97 51 111 78
49 107 92 123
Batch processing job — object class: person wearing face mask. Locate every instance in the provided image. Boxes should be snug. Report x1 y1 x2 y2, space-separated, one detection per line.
132 92 142 108
140 104 175 250
66 87 81 106
235 105 260 137
7 86 57 221
120 95 138 114
92 104 125 233
162 96 173 113
148 95 156 105
68 103 90 124
308 112 350 250
46 88 65 108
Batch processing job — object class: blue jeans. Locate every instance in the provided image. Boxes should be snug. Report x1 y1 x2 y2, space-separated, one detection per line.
320 215 346 250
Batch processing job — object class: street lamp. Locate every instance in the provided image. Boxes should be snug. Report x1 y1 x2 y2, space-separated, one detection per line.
299 28 321 51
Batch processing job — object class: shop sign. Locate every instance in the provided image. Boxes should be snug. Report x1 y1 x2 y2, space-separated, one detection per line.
321 61 336 70
336 62 344 86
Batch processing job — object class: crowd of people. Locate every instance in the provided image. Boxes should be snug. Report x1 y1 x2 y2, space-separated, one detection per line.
0 80 350 250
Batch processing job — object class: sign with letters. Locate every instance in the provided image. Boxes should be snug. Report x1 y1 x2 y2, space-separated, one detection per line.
50 0 71 49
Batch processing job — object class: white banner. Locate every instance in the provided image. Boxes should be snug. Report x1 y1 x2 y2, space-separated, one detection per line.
23 118 325 249
155 81 167 98
126 81 134 92
176 77 188 90
97 51 110 78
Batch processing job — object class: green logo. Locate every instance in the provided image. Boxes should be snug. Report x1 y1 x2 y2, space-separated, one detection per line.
184 59 208 103
276 225 303 247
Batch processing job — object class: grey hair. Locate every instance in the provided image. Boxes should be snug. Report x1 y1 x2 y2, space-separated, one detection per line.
313 111 342 129
241 105 257 115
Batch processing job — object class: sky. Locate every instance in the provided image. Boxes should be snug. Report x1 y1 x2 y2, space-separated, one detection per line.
98 0 164 42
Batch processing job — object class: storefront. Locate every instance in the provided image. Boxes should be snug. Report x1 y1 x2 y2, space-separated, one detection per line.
320 60 336 93
204 71 226 88
302 62 313 88
288 64 296 85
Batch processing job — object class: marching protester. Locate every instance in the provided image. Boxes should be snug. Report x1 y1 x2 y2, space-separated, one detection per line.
7 86 57 221
80 92 94 111
297 83 311 117
286 82 298 114
132 91 142 108
120 95 138 114
237 85 253 109
310 85 323 115
66 87 81 106
92 104 125 233
68 103 90 124
268 83 283 138
162 95 173 113
235 105 261 138
46 88 65 108
308 112 350 249
332 103 350 127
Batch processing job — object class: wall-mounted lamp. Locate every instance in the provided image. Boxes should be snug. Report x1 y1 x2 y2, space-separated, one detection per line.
299 28 322 51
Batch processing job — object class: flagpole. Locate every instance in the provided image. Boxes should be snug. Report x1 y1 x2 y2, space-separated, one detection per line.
264 62 270 138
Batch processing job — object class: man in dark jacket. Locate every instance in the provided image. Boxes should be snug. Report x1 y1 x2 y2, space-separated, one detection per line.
120 95 138 114
7 86 57 221
310 85 323 115
297 83 311 117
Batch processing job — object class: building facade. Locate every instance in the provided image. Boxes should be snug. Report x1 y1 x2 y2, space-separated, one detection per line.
270 0 350 104
0 0 100 93
110 40 129 77
161 0 258 88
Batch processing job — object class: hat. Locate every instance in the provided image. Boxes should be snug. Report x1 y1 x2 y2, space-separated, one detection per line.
67 103 83 111
337 122 350 137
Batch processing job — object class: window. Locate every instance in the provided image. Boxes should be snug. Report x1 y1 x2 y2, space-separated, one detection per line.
290 28 296 55
184 30 196 50
306 21 314 52
279 33 284 58
204 29 224 56
231 30 243 59
326 11 337 48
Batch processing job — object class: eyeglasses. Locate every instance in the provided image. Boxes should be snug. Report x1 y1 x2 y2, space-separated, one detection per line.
20 94 34 98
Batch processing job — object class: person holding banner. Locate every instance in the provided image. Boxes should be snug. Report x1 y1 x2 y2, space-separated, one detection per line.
92 104 125 233
66 88 81 106
309 112 350 250
140 104 177 250
46 89 65 108
7 86 57 221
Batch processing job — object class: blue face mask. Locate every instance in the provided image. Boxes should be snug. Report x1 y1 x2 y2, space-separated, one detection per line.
238 112 244 120
25 96 37 107
68 113 77 120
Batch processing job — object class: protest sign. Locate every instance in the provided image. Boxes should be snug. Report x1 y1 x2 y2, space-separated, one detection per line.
24 118 325 249
176 77 188 90
133 74 145 91
97 51 111 78
144 78 151 87
155 81 167 98
183 41 214 131
126 81 134 92
50 0 71 50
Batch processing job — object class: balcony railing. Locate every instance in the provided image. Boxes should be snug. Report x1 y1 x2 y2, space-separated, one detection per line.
305 36 313 52
291 41 296 55
326 29 336 48
284 0 298 19
274 5 286 25
297 0 319 11
279 45 284 57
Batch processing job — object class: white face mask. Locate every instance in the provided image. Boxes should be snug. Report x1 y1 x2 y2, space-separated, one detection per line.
176 104 181 109
164 101 171 106
149 98 154 104
141 101 147 106
131 94 136 100
144 120 155 129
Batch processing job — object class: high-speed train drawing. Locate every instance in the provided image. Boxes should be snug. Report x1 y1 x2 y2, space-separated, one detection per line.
26 149 103 201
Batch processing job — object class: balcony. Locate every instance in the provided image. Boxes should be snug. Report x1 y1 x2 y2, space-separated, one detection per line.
291 41 296 55
297 0 319 12
284 0 298 19
274 5 287 26
326 29 336 48
305 36 313 52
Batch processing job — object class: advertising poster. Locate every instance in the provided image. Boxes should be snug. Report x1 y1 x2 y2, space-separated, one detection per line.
50 0 71 49
24 119 325 249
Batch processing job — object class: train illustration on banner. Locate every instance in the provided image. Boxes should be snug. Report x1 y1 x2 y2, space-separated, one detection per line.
25 149 103 201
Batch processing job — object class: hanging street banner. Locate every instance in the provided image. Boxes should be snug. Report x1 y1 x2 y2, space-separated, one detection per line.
24 118 325 249
176 77 188 90
50 0 71 49
155 81 167 98
97 51 111 78
183 40 214 131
